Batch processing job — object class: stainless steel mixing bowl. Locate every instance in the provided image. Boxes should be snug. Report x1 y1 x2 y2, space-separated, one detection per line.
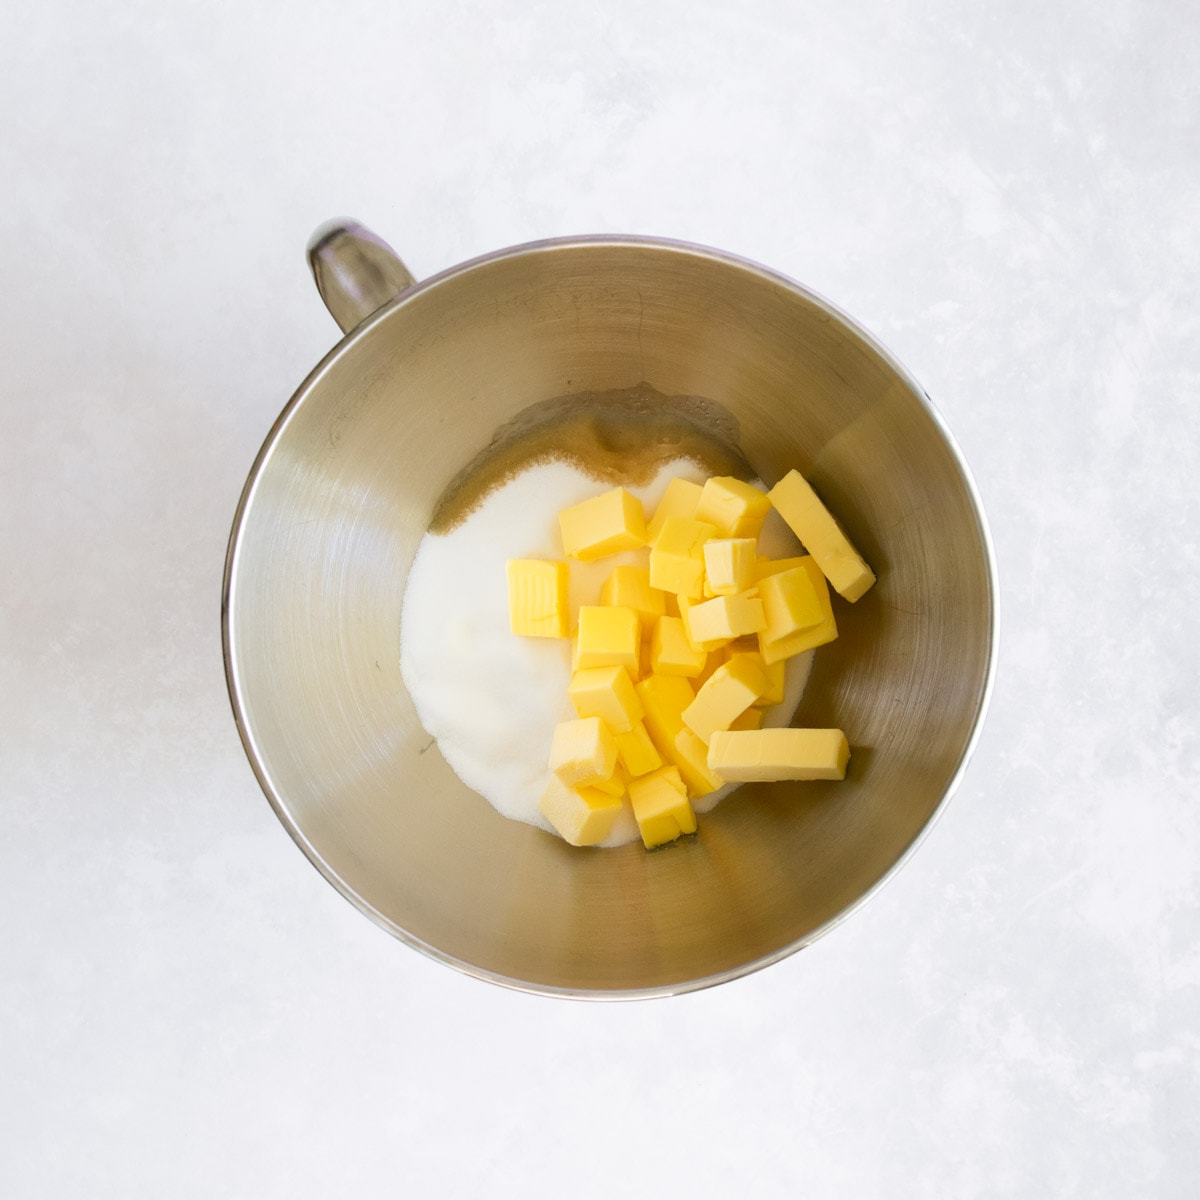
222 221 997 998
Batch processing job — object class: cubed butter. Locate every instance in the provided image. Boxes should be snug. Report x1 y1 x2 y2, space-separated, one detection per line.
575 605 640 674
600 565 667 620
706 727 851 781
677 597 728 653
650 615 708 677
538 775 624 846
759 620 838 665
724 650 785 707
558 487 648 562
635 673 720 797
548 716 619 788
635 673 694 753
672 728 725 796
694 647 726 689
757 558 838 664
648 516 715 600
646 477 704 542
614 721 663 778
505 558 569 638
568 665 643 733
685 590 766 646
627 765 697 849
728 706 765 731
759 565 824 642
767 469 876 601
588 765 627 798
694 476 771 538
681 655 770 743
753 555 810 582
702 538 757 596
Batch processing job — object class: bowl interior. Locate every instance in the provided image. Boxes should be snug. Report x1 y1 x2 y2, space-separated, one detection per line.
224 239 995 996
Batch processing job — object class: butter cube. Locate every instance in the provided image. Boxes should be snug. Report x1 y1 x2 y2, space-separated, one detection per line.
600 565 667 620
757 558 838 664
575 605 640 674
650 615 707 677
548 716 619 788
728 706 765 731
538 775 624 846
614 721 663 777
694 647 726 689
752 555 810 582
588 765 627 797
505 558 569 638
627 765 697 849
759 564 824 642
646 477 704 542
635 672 730 797
724 650 785 707
677 597 728 653
635 673 694 751
702 538 757 596
568 665 643 733
559 487 648 562
706 728 851 781
767 469 876 601
694 476 771 538
681 655 770 743
648 516 715 599
759 620 837 665
685 590 766 646
672 728 725 796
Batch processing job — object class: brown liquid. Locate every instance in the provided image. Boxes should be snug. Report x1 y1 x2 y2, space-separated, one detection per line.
429 383 754 533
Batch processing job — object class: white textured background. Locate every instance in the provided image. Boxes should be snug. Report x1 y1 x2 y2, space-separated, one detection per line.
3 1 1197 1195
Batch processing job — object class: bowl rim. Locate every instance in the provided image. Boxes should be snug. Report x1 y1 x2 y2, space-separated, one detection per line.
221 232 1000 1001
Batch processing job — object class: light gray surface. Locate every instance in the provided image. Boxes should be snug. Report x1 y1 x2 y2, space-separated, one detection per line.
3 1 1196 1195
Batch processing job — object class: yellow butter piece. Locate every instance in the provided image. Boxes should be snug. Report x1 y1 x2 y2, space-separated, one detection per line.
600 565 666 620
635 673 694 752
767 469 876 601
568 665 643 733
753 555 810 582
505 558 569 638
538 775 624 846
672 728 725 796
558 487 648 562
725 634 761 654
759 565 823 642
723 650 785 707
677 597 728 653
588 764 627 797
757 558 838 664
614 721 663 778
728 706 765 731
702 538 757 596
634 672 718 797
706 728 851 781
648 516 715 600
685 590 766 646
694 647 726 689
649 615 707 677
575 605 641 674
681 655 769 743
548 716 619 788
759 621 837 665
694 476 771 538
646 477 704 543
627 765 697 848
